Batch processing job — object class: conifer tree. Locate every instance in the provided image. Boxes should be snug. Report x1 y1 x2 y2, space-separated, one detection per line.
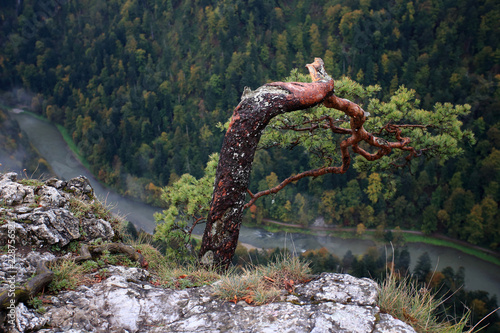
156 58 473 269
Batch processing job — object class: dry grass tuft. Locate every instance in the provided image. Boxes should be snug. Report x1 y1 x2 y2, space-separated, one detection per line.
154 263 221 289
378 268 471 333
214 252 310 305
68 196 125 236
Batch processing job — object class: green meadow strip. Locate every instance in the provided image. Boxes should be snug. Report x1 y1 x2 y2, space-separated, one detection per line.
404 234 500 266
18 109 90 170
55 123 90 170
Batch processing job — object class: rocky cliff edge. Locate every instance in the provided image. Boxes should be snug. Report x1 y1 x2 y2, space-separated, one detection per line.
0 172 415 333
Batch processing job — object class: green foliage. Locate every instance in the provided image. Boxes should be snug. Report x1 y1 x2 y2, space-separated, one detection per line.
27 296 46 314
357 87 474 172
302 247 340 274
261 73 382 168
153 153 218 257
80 260 99 273
47 259 84 293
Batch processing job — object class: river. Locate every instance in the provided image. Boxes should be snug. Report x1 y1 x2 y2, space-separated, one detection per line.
6 110 500 299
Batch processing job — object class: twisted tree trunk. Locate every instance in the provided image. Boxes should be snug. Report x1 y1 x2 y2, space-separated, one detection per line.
196 55 462 269
199 59 336 269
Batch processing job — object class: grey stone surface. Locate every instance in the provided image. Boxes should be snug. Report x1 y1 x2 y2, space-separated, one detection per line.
0 173 114 248
0 252 56 288
0 174 417 333
373 314 418 333
2 269 415 333
14 303 48 332
294 272 379 306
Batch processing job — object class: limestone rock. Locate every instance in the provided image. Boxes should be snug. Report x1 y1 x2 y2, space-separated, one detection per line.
14 303 48 332
0 173 114 248
0 173 417 333
0 173 32 206
294 272 379 306
63 176 94 200
80 218 114 240
7 269 414 333
0 252 56 288
27 209 81 246
374 314 417 333
37 187 66 208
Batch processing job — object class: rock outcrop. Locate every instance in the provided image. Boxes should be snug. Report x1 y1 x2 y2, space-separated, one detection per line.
9 267 415 333
0 172 115 249
0 173 416 333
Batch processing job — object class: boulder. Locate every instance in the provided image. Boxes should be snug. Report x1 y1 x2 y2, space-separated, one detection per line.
0 173 114 248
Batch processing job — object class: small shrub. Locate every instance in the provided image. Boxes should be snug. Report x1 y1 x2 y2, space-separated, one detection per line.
67 240 80 253
132 242 170 271
81 260 99 273
50 244 62 253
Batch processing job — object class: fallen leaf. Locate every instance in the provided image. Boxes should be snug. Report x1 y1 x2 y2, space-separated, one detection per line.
243 296 253 304
284 279 295 292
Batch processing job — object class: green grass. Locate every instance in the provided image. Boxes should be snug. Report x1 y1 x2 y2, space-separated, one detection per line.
18 178 44 187
55 123 91 170
404 234 500 266
47 259 85 292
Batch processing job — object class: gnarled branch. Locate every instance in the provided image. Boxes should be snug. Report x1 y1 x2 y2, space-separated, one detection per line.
199 58 429 269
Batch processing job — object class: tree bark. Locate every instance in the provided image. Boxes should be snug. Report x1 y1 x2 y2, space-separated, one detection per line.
198 58 456 269
199 59 336 269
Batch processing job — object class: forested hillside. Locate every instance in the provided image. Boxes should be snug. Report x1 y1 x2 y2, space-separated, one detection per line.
0 0 499 250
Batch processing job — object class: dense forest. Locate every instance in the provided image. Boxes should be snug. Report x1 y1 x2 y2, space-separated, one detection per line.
0 0 499 251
